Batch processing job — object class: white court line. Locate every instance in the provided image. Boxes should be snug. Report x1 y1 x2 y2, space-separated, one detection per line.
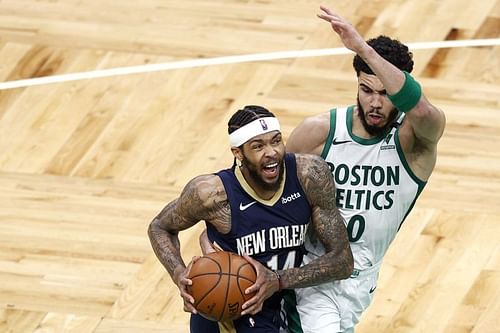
0 38 499 90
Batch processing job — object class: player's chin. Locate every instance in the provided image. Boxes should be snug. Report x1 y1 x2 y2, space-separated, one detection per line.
265 178 280 188
257 173 280 191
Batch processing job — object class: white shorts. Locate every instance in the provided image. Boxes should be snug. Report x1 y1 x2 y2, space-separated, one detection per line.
287 263 380 333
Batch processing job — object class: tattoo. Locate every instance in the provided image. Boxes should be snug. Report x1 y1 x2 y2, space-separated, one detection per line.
284 154 353 288
148 205 183 278
300 154 337 210
147 175 232 281
204 186 231 234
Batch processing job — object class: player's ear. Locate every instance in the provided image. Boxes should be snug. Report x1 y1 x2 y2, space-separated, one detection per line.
231 147 243 164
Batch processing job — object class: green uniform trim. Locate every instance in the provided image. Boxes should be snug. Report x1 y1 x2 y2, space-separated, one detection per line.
320 108 337 159
394 128 427 230
283 290 304 333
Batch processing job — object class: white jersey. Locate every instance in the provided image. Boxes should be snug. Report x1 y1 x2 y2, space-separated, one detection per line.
304 106 426 270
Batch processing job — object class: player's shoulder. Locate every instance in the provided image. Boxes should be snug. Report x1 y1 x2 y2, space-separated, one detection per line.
183 174 226 206
293 153 331 176
293 153 335 202
287 111 332 154
297 111 331 133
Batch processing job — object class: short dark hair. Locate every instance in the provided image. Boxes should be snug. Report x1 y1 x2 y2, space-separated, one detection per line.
353 35 414 76
228 105 275 134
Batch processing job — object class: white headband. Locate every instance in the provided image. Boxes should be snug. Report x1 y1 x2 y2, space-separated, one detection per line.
229 117 281 147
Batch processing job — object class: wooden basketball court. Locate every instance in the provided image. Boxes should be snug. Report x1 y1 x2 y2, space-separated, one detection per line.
0 0 499 332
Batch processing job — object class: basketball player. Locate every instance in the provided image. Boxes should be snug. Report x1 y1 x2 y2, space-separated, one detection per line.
148 105 354 333
283 6 446 333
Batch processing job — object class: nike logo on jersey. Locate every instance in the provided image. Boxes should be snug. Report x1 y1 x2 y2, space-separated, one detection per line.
239 201 257 211
332 138 351 145
369 286 377 293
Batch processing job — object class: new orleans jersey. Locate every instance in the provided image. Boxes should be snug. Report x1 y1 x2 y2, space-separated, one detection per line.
305 106 426 270
191 153 311 333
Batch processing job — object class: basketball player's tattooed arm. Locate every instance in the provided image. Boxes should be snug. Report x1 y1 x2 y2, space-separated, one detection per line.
281 154 354 288
147 174 230 313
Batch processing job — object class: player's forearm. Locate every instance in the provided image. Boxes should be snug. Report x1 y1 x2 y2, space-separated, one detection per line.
357 46 406 94
148 219 185 280
278 247 353 289
360 46 445 141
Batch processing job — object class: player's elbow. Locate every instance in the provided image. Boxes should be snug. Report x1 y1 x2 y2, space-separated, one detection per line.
412 102 446 139
147 218 170 241
346 250 355 278
339 247 354 279
324 244 354 280
147 219 158 242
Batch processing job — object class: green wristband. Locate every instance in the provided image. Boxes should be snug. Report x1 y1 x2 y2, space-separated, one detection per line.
388 71 422 113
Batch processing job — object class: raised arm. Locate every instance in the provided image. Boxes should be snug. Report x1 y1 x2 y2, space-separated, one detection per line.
317 5 445 145
279 154 353 288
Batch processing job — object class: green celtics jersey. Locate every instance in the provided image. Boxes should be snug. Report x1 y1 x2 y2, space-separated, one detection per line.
305 106 426 270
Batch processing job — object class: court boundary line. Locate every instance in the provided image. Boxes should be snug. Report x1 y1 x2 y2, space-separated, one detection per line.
0 38 499 90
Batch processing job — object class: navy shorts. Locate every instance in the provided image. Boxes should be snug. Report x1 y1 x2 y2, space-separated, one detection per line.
190 306 281 333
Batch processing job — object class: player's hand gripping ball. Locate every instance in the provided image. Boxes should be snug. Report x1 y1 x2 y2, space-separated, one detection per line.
187 251 257 321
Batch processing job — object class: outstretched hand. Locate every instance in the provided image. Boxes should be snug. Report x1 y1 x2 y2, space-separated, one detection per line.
240 254 280 316
174 256 200 314
317 5 368 54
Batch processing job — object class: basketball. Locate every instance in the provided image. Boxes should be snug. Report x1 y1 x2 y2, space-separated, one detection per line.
187 251 257 322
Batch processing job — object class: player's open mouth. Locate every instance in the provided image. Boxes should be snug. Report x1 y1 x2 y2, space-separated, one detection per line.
368 113 383 125
262 162 279 178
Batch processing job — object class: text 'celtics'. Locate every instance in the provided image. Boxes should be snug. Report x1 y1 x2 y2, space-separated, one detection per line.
329 163 400 210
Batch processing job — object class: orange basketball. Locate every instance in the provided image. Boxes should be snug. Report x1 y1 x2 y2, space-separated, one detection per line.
187 251 257 322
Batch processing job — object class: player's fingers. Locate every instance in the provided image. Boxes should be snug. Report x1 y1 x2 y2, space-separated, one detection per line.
242 277 269 312
242 254 267 278
241 294 256 313
179 287 195 304
188 255 201 265
319 5 334 15
317 14 345 32
319 6 346 22
183 256 200 283
244 281 261 295
189 255 201 266
317 12 328 20
242 302 263 315
183 301 198 314
248 272 269 295
318 14 344 26
241 296 263 315
180 275 192 287
178 275 195 304
244 269 264 295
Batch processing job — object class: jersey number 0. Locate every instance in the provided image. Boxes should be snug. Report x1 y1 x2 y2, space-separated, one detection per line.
347 215 366 242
